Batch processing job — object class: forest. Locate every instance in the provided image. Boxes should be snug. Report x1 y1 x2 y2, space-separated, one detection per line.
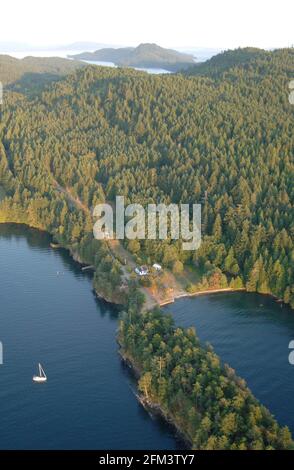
0 47 293 307
0 46 293 450
119 304 293 449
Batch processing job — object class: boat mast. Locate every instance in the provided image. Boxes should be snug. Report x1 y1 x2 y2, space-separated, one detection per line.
40 363 46 379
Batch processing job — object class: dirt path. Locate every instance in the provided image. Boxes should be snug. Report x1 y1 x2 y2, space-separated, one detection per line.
50 183 242 310
53 180 90 215
52 181 158 310
107 239 158 311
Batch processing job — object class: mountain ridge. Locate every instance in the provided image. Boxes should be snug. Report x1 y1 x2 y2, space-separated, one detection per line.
69 43 196 71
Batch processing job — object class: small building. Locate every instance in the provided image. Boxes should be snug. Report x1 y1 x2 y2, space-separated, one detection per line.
153 263 162 271
135 266 149 276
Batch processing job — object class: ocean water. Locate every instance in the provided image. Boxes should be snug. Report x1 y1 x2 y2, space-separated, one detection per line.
0 224 182 449
1 223 293 449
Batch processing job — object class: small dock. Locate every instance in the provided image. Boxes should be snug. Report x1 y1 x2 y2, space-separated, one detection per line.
50 242 60 249
81 265 95 271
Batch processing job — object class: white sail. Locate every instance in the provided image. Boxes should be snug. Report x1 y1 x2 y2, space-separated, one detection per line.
39 363 47 379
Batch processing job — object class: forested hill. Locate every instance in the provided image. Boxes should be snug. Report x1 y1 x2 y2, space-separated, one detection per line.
0 55 86 94
0 48 293 307
185 47 293 77
69 43 195 71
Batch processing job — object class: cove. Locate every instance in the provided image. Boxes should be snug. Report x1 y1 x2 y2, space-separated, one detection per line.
164 292 294 434
1 223 293 449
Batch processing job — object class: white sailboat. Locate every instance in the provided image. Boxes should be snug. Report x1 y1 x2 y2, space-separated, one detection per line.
33 363 47 383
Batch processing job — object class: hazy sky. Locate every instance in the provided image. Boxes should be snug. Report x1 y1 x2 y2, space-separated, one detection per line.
2 0 294 49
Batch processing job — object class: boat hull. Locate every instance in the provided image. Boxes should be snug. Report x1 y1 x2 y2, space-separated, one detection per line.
33 376 47 383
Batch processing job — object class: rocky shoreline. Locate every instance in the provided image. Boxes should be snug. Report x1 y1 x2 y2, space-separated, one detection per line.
118 345 192 449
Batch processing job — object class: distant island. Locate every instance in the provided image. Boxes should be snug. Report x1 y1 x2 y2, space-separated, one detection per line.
69 43 196 71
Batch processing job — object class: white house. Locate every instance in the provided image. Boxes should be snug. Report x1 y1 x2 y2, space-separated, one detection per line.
135 266 149 276
153 263 162 271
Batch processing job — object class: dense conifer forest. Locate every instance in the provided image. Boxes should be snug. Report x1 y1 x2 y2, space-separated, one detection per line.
0 47 293 449
119 306 294 449
0 48 293 306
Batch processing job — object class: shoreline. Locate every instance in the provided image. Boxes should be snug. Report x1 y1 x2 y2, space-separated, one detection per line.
159 287 286 309
118 346 192 449
1 221 292 450
0 221 289 310
159 287 247 307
